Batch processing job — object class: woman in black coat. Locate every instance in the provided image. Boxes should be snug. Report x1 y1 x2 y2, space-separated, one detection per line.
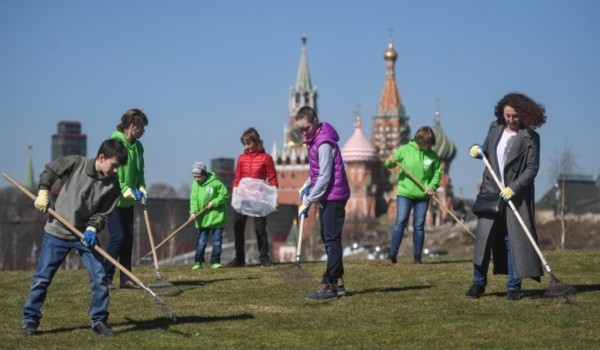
465 92 547 301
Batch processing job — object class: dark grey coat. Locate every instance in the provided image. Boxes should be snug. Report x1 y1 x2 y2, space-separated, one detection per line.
473 122 543 280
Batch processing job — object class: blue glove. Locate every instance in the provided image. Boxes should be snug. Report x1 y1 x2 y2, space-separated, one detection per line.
469 144 484 159
138 186 148 202
81 228 97 247
133 189 143 203
298 183 310 200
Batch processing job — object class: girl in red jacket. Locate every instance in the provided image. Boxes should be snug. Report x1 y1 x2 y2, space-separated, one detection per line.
227 128 278 267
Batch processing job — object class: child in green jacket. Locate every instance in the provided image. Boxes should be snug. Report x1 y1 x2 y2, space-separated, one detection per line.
385 126 442 264
189 162 229 270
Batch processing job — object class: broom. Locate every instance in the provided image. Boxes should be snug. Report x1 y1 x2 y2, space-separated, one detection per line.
479 155 576 300
141 198 182 296
2 172 177 320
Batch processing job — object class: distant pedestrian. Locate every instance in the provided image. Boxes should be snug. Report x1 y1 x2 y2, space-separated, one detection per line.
104 108 148 290
385 126 442 264
189 161 229 270
465 92 546 301
22 139 128 337
227 127 278 267
295 106 351 300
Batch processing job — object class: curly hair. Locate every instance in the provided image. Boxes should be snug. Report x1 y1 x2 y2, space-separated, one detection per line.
494 92 546 130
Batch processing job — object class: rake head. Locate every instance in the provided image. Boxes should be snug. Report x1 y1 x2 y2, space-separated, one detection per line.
543 272 577 301
153 295 177 321
149 277 183 296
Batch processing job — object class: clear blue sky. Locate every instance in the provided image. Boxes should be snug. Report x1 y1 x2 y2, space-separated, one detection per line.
1 0 599 201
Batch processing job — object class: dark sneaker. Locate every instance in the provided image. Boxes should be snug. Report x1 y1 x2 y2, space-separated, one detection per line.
22 323 38 337
92 322 115 337
507 290 521 301
414 258 423 264
305 285 338 301
120 280 142 289
336 284 346 297
464 284 485 299
260 260 274 268
387 255 397 264
226 258 246 267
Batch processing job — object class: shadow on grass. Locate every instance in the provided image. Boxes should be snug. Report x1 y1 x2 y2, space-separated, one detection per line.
349 285 432 297
478 283 600 300
116 313 255 336
172 276 260 287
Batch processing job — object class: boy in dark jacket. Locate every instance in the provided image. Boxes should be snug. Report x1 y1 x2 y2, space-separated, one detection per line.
22 139 127 337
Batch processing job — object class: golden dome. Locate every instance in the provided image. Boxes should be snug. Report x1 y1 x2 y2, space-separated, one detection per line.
384 41 397 61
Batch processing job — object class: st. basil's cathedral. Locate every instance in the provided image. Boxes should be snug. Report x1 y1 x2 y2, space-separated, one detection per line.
273 36 457 260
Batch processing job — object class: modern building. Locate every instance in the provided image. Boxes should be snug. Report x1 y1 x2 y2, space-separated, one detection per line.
51 121 86 160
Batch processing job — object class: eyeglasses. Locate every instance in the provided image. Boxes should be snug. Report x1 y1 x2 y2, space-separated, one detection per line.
297 123 314 135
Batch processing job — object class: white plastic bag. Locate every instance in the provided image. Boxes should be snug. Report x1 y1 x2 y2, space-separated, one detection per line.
231 178 278 217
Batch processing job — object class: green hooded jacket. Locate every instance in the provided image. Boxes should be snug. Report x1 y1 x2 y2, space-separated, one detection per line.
385 140 442 199
190 172 229 229
112 130 146 208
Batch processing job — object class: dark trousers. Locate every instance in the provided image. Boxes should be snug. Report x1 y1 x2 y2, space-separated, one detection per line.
105 206 134 284
233 212 270 263
319 201 347 285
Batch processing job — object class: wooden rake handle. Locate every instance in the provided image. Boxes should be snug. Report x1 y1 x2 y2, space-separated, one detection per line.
395 162 475 238
141 198 160 271
479 155 551 272
137 206 207 262
2 172 147 287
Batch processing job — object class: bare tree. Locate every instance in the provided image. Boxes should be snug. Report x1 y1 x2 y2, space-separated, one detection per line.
547 137 579 250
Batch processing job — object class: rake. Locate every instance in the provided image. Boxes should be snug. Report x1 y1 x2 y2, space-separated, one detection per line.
396 162 475 238
135 207 207 265
280 214 315 282
141 198 182 296
2 172 177 321
479 155 576 300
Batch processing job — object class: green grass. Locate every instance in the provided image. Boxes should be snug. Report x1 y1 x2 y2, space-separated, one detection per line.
1 249 599 349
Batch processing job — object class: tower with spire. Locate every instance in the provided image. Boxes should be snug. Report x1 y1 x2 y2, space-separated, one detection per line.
371 37 411 159
24 144 35 190
369 36 411 218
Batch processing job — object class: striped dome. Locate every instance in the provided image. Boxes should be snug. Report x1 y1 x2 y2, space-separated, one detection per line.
342 116 378 162
432 112 456 162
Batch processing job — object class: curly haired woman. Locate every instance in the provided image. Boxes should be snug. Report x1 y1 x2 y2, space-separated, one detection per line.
466 92 547 301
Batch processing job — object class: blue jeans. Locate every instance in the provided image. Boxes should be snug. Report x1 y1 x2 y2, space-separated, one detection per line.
105 206 134 284
389 196 430 260
194 227 224 264
23 233 110 328
319 201 346 285
473 232 522 291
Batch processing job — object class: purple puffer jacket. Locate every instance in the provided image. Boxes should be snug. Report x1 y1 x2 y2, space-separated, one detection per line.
305 122 350 201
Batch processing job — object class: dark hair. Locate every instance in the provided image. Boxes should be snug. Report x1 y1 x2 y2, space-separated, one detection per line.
414 126 436 150
494 92 546 130
295 106 318 123
97 139 128 165
116 108 148 132
240 127 264 150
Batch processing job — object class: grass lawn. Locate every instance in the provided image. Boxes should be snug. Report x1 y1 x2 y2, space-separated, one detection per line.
0 249 598 349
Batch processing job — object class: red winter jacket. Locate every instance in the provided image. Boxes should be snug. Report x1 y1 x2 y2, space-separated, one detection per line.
233 148 278 187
